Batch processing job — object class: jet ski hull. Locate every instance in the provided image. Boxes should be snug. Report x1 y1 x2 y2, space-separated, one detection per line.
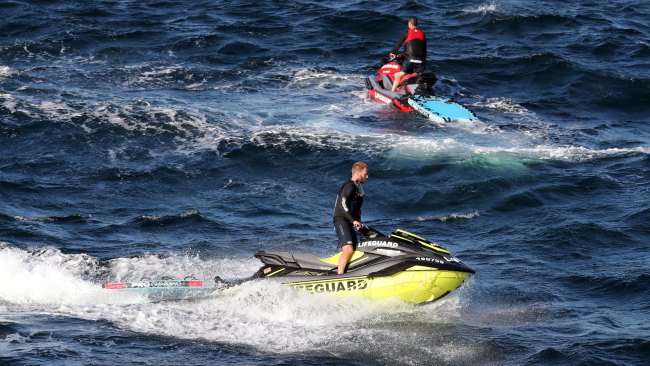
365 76 414 112
254 228 475 304
278 267 470 304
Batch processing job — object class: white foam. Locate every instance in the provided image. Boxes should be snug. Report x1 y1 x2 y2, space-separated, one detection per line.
0 244 262 308
473 97 533 116
463 3 497 15
0 93 16 112
85 101 238 156
123 65 185 87
65 282 438 353
0 245 143 306
250 124 358 152
37 100 83 120
289 68 359 84
418 211 481 222
107 253 260 283
0 66 12 77
248 119 650 165
2 332 31 344
471 144 650 161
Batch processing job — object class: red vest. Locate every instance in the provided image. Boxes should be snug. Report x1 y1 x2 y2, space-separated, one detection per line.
405 28 425 43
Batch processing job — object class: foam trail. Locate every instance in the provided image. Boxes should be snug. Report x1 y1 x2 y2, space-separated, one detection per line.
0 245 143 305
64 281 466 354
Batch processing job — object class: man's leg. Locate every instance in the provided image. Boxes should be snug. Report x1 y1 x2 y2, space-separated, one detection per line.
391 71 405 92
337 244 354 274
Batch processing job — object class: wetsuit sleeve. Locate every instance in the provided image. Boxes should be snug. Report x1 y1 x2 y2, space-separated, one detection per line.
392 31 408 54
339 183 358 223
423 33 427 58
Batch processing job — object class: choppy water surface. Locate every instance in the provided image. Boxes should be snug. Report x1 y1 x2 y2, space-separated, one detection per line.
1 1 649 365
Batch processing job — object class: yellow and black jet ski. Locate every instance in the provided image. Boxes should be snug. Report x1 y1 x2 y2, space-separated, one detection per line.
252 227 475 304
102 227 474 304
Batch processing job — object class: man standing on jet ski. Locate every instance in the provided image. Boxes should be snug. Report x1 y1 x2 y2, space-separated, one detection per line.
390 16 427 92
333 162 368 274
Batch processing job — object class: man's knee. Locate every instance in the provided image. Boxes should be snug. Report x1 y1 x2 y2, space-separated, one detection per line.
342 245 354 255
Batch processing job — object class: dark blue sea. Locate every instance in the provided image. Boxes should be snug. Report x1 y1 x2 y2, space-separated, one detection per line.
1 1 649 365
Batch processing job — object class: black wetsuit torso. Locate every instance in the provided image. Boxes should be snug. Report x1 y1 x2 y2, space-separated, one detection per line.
333 180 364 223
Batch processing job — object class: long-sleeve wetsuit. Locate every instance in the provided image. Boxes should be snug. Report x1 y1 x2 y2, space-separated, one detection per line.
333 180 364 223
392 27 427 60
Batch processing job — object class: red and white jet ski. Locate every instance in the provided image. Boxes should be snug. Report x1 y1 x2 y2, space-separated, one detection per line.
365 55 438 112
365 55 478 123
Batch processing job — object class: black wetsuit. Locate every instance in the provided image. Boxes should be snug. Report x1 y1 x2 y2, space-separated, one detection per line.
333 180 364 247
392 27 427 74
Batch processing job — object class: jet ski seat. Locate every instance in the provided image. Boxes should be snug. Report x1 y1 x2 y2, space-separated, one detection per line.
254 251 335 271
381 74 393 90
292 253 338 271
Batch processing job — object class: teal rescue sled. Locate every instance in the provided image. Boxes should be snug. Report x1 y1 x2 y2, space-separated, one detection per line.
408 95 477 123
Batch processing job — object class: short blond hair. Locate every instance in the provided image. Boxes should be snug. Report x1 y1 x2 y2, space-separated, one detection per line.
352 162 368 173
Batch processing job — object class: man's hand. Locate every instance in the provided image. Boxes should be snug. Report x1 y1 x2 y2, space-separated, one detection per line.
353 221 362 230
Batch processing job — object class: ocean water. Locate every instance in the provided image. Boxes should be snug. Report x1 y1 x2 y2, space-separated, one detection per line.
1 1 649 365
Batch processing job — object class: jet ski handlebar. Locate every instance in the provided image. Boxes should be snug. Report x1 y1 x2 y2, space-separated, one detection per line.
360 226 384 239
382 53 405 65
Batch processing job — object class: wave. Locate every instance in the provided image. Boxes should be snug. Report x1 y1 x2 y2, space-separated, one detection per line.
0 65 13 77
4 104 650 180
537 221 635 253
4 87 648 166
133 209 207 227
527 338 650 365
563 273 650 300
0 243 258 306
0 212 88 224
218 41 268 56
0 243 111 305
462 3 497 15
493 191 544 212
490 13 580 31
319 9 399 36
627 207 650 234
417 211 480 222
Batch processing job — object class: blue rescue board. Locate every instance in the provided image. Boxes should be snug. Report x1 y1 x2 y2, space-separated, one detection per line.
408 96 478 123
103 279 222 301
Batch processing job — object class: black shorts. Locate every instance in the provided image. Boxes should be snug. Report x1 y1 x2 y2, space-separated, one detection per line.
401 58 426 74
333 219 358 248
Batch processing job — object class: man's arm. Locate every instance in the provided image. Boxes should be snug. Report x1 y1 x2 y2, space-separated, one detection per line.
339 183 358 223
392 31 408 54
423 34 427 57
